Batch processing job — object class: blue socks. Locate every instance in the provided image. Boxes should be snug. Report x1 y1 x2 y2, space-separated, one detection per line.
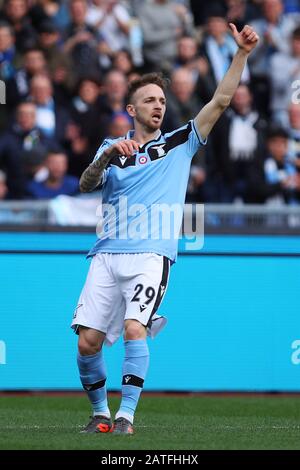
116 339 150 424
77 351 110 418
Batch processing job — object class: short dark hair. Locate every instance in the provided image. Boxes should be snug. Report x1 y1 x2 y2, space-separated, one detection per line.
23 46 45 56
267 125 289 140
292 26 300 40
47 144 66 157
0 21 14 35
127 73 169 103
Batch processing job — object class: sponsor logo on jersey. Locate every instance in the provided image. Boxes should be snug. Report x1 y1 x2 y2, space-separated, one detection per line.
119 156 127 166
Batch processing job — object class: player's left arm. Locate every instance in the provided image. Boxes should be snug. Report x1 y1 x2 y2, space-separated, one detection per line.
194 24 259 141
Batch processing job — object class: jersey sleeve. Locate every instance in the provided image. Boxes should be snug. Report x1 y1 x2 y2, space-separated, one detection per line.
164 121 207 160
92 138 114 163
187 120 207 158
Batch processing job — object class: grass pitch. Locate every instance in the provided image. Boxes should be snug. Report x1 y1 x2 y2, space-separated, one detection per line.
0 394 300 450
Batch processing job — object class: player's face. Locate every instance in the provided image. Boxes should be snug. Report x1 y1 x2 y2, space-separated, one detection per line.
129 84 166 133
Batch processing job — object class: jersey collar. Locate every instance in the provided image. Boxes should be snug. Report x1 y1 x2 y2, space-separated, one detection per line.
126 129 162 150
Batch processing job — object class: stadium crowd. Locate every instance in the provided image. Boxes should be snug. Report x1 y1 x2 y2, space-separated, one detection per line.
0 0 300 205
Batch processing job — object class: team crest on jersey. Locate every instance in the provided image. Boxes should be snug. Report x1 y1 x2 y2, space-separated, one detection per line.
151 144 166 157
148 143 167 161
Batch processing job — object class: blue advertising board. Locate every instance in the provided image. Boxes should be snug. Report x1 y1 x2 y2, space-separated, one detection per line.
0 232 300 391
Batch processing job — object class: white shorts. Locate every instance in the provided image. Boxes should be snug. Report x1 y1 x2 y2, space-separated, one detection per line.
71 253 170 345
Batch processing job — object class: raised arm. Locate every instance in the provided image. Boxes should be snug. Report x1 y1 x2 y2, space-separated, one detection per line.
195 24 259 141
79 139 140 192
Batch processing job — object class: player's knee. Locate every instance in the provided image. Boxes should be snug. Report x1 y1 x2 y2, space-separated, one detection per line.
78 338 101 356
124 320 146 340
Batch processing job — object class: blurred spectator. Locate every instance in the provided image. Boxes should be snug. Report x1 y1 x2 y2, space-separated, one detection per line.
36 19 75 106
67 76 102 176
29 74 70 144
175 35 198 70
283 0 300 13
29 0 70 32
0 21 18 81
86 0 131 70
101 69 128 112
138 0 192 73
112 49 135 77
63 0 101 79
37 18 61 56
0 169 8 199
249 0 300 116
270 26 300 126
248 126 300 204
0 101 48 198
50 55 75 108
190 0 261 26
166 67 206 201
189 0 211 26
26 149 79 199
107 111 132 138
174 35 209 80
173 35 213 103
37 19 67 74
0 21 18 130
6 47 48 108
225 0 260 30
201 4 250 91
287 103 300 171
167 67 201 125
185 161 207 203
22 145 48 183
0 0 37 52
97 69 128 137
208 84 267 202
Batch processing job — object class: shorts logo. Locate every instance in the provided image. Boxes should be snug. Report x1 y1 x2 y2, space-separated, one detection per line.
73 303 83 319
139 304 147 313
139 156 147 165
124 375 131 383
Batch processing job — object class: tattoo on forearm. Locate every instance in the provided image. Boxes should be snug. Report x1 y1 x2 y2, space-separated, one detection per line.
79 151 112 192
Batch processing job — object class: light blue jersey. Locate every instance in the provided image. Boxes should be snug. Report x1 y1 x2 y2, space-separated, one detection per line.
88 120 206 262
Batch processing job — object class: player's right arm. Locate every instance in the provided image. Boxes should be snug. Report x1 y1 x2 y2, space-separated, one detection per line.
79 139 140 192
